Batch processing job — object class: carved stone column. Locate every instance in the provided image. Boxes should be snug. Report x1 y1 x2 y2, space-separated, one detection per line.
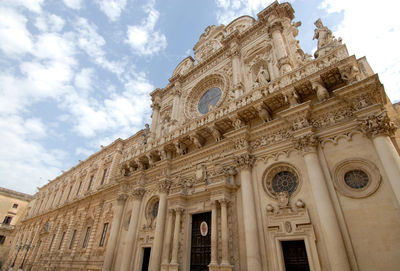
171 86 181 123
61 210 75 252
150 102 161 138
102 193 127 271
219 199 231 268
235 154 262 271
148 179 170 271
161 209 174 269
170 208 183 267
120 188 145 271
209 200 218 267
359 112 400 204
295 135 351 271
107 142 123 184
231 41 242 87
85 201 104 257
269 22 292 74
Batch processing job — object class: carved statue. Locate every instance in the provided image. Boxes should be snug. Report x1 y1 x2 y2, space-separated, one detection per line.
142 124 150 145
284 90 300 107
312 80 329 101
256 104 272 122
313 18 342 58
313 19 333 49
210 127 222 141
256 66 270 86
340 64 360 84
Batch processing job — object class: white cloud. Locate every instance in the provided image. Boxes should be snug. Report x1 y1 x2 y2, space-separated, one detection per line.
74 18 124 75
35 14 65 32
214 0 274 24
0 7 33 56
319 0 400 102
74 68 94 92
97 0 127 21
63 0 83 10
1 0 44 13
125 1 167 55
0 115 65 194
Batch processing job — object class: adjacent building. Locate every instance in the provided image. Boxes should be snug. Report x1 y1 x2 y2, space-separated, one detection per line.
0 188 32 269
4 1 400 271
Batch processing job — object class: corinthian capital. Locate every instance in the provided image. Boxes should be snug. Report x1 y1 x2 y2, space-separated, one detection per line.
293 134 318 154
131 187 146 200
359 111 397 138
235 154 255 170
158 178 171 194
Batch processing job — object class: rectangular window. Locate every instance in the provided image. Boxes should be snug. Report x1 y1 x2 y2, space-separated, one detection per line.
100 169 107 185
58 232 66 250
99 223 109 247
12 203 18 209
2 216 12 225
66 186 72 200
69 230 77 249
0 235 6 245
49 234 55 251
87 175 94 191
76 181 82 196
82 227 91 248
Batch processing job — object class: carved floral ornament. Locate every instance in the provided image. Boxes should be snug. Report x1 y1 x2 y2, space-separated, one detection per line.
358 111 397 138
293 134 318 154
235 153 255 170
332 158 381 198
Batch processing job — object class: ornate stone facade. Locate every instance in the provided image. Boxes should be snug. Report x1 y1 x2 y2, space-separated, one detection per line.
4 2 400 271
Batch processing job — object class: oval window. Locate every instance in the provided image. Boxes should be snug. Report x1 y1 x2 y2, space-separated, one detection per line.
198 87 222 114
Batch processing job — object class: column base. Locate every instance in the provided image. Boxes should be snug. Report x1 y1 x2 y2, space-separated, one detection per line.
168 263 179 271
208 263 220 271
220 263 233 271
160 263 169 271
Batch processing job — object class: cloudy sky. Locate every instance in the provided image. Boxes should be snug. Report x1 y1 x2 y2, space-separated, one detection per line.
1 0 399 194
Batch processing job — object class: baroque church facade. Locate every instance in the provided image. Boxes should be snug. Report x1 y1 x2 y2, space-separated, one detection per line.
4 2 400 271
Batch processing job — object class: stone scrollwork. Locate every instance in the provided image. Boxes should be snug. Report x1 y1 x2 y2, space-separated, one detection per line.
235 153 255 170
359 111 397 138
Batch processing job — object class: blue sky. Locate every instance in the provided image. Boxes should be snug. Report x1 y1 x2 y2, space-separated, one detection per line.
1 0 399 194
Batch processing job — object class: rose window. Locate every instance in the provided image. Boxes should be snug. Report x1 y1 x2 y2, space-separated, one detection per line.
271 171 298 194
344 170 369 189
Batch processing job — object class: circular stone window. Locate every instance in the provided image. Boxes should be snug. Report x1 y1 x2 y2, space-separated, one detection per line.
333 159 381 198
271 171 298 194
344 170 369 189
263 164 301 199
198 87 222 114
